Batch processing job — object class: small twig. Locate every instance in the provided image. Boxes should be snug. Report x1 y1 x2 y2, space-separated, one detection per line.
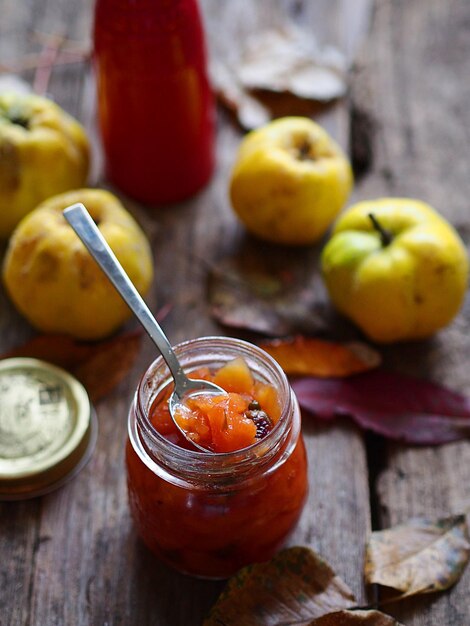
31 29 87 48
0 30 90 95
33 35 65 95
0 51 89 74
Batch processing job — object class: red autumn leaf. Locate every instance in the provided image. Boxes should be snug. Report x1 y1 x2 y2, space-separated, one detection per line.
260 336 381 377
309 610 404 625
292 370 470 445
1 330 143 403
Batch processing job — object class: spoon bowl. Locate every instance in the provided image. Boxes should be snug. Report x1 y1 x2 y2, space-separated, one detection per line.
63 203 225 453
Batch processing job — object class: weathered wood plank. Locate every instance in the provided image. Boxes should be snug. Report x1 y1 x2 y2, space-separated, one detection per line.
1 1 372 624
352 0 470 623
0 4 97 626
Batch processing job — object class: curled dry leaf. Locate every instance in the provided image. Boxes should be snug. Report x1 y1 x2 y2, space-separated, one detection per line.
204 546 356 626
2 329 143 403
309 610 404 625
365 515 470 600
211 25 347 129
210 59 272 129
260 336 381 377
292 370 470 445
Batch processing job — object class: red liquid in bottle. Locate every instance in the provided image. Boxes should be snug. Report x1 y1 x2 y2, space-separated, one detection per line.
93 0 215 204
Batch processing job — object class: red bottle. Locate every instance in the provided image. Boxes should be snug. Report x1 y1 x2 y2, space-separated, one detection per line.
93 0 215 204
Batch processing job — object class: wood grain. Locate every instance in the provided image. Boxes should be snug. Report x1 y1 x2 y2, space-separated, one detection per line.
352 0 470 623
0 1 373 625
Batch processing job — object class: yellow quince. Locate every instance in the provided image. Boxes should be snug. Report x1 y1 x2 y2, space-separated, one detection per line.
0 92 89 237
229 117 353 245
3 189 153 340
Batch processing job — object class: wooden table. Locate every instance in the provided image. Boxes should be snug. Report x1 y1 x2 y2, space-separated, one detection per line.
1 1 469 624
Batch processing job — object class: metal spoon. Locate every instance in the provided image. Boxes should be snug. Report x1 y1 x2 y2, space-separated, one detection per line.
63 203 226 453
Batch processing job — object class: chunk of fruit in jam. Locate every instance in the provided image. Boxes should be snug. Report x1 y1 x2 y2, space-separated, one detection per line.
213 357 253 393
150 357 281 453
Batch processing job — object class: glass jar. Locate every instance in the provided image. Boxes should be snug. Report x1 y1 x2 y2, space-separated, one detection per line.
93 0 215 204
126 337 308 579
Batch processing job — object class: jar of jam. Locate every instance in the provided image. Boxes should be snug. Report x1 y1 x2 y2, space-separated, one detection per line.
126 337 308 579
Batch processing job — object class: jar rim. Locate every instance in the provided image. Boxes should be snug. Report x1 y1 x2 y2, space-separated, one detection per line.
133 336 294 479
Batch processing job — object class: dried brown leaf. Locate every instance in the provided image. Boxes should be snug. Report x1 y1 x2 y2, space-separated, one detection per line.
211 25 347 130
1 330 143 403
208 255 327 336
261 336 381 377
3 334 98 369
73 331 142 402
204 546 356 626
364 515 470 599
210 60 271 128
237 28 346 100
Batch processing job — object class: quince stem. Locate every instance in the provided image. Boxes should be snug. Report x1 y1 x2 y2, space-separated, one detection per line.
368 212 393 246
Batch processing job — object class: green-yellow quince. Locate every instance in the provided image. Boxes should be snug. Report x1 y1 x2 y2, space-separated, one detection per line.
321 198 468 343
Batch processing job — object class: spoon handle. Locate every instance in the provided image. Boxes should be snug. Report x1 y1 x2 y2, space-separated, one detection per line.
63 203 188 387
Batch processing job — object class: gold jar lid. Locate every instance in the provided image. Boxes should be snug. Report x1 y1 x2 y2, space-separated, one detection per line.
0 357 97 500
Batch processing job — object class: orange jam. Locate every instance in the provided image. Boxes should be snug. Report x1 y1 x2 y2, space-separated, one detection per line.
151 357 281 453
126 338 308 578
